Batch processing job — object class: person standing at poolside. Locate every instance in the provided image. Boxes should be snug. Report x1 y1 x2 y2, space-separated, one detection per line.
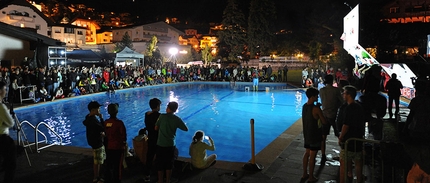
155 102 188 183
252 68 259 91
319 75 343 162
83 101 106 183
385 73 403 119
144 98 162 182
302 88 326 182
0 81 16 183
339 86 365 183
104 103 126 183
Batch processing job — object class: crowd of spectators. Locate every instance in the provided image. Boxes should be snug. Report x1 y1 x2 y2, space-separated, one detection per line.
301 67 353 88
0 64 289 104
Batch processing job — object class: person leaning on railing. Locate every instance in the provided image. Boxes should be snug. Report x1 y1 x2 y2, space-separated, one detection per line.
0 81 16 183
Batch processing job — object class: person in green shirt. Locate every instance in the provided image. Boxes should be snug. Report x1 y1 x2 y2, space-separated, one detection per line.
155 101 188 183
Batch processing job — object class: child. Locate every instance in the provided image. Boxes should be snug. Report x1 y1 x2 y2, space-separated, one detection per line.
83 101 105 183
155 102 188 183
104 103 126 183
144 98 162 182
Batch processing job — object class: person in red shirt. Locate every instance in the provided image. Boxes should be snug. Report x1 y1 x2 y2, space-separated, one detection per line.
104 103 127 183
103 68 110 84
335 68 343 83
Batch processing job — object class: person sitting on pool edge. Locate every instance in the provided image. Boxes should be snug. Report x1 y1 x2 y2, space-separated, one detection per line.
189 130 217 169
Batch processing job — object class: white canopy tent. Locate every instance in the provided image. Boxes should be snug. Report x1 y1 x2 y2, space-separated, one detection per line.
114 47 144 67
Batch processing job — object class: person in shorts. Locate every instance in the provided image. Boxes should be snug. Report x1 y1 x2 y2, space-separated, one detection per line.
155 102 188 183
83 101 106 183
338 86 365 183
319 75 343 161
301 88 326 182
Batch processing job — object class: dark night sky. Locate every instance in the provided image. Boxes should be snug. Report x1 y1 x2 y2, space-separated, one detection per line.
34 0 391 31
35 0 315 27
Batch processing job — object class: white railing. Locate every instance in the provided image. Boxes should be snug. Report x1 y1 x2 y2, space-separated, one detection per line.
19 120 63 152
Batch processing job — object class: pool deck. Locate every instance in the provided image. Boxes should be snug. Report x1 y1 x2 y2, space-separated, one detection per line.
3 82 411 183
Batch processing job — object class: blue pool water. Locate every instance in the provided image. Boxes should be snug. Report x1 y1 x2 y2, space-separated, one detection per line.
14 82 305 162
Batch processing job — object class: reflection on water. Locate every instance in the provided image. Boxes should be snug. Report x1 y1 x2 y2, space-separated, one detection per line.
271 93 275 111
169 91 179 113
44 114 72 145
211 93 219 115
295 91 303 115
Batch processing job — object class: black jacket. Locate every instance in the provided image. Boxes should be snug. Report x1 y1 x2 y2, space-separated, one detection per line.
83 114 104 149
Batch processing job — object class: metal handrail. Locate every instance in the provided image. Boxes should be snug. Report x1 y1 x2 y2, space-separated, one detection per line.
344 138 382 183
35 122 63 152
19 120 48 147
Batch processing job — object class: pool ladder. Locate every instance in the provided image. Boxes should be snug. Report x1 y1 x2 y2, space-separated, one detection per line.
19 120 63 153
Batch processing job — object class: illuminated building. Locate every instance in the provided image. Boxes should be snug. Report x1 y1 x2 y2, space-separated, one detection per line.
179 35 199 51
71 18 101 45
50 24 86 46
382 0 430 23
96 30 113 44
112 21 185 44
0 0 53 36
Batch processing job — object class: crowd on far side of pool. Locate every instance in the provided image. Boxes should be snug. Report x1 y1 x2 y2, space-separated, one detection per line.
2 64 290 105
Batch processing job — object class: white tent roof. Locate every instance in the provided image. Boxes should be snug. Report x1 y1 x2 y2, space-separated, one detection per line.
115 47 144 59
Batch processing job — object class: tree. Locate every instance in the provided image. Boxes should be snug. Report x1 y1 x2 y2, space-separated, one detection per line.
247 0 276 57
145 35 158 57
114 32 133 52
308 40 322 63
218 0 247 62
201 45 213 65
144 36 164 67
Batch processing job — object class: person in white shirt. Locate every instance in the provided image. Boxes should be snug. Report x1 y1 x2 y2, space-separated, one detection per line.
0 81 16 183
189 130 216 169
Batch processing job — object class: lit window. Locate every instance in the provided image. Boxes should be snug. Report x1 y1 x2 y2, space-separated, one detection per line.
390 7 399 13
20 23 24 28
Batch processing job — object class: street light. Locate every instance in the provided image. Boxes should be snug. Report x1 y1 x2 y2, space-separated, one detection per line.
169 47 179 65
169 47 178 55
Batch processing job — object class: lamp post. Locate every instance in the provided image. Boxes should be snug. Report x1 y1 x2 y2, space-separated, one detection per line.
169 47 178 66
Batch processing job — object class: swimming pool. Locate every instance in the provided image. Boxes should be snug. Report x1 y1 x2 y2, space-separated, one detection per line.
14 82 305 162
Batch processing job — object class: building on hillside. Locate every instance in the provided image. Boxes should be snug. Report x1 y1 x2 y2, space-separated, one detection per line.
71 17 100 45
0 21 64 68
50 24 86 47
200 35 218 55
0 0 53 36
382 0 430 23
179 35 200 51
96 29 113 44
209 23 223 35
112 21 185 44
185 29 197 36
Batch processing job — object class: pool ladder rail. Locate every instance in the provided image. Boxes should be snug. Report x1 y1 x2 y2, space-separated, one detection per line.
19 120 63 153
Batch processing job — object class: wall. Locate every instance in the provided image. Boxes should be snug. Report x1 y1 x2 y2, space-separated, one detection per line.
0 34 33 66
51 26 86 46
96 31 112 44
0 4 49 36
